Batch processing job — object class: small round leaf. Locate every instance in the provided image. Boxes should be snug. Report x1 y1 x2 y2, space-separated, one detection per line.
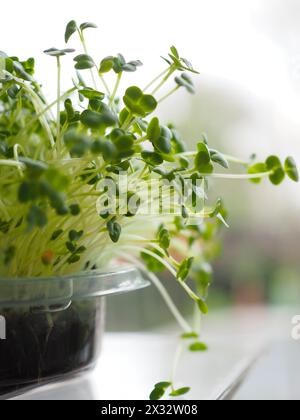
285 157 299 182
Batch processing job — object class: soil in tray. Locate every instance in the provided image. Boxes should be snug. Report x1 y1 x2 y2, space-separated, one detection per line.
0 299 104 397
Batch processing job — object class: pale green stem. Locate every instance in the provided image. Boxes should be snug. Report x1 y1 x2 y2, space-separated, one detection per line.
122 245 177 277
120 244 202 307
222 154 249 165
56 57 61 155
4 71 56 152
180 280 201 302
110 72 122 106
0 160 25 169
158 86 180 104
79 29 112 96
0 200 10 220
178 151 249 166
122 255 193 334
181 168 273 180
17 87 77 140
208 171 273 180
79 30 98 90
193 303 202 334
13 144 25 176
170 341 185 389
33 81 55 120
151 66 176 95
143 67 170 92
40 87 77 119
99 73 111 97
122 234 180 268
121 112 134 130
135 136 148 145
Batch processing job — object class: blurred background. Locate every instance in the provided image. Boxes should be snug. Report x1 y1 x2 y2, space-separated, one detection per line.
2 0 300 330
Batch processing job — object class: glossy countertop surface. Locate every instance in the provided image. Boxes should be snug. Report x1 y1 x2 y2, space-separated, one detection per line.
14 307 300 400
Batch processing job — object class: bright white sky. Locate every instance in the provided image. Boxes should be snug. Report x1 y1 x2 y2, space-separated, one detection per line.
0 0 297 101
1 0 299 122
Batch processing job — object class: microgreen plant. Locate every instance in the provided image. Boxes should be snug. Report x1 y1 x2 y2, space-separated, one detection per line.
0 21 298 400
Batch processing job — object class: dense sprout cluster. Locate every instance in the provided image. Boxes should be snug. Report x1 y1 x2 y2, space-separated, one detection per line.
0 21 298 399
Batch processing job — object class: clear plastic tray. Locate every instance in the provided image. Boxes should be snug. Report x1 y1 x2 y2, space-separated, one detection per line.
0 266 150 308
0 266 149 398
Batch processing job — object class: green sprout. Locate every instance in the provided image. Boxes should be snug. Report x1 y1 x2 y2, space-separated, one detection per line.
0 21 298 400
